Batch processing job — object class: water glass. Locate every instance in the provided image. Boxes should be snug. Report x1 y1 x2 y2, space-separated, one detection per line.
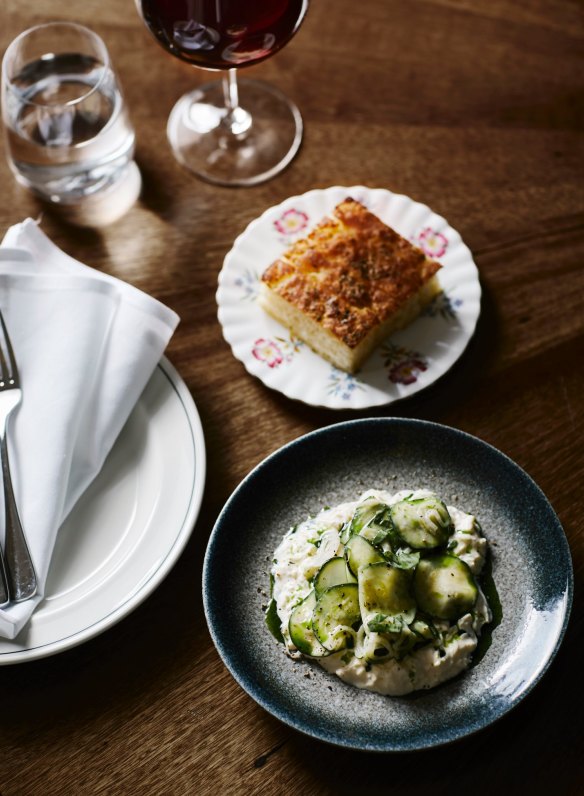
1 22 138 224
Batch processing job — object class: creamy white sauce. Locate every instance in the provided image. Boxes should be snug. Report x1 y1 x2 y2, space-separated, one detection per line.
271 489 492 696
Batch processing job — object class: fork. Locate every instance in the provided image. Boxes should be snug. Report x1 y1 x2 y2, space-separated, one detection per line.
0 309 37 603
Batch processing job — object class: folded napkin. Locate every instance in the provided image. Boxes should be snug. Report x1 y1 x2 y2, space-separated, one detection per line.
0 219 179 639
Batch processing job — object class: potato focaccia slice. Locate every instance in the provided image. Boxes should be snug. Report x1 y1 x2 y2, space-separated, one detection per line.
259 198 442 374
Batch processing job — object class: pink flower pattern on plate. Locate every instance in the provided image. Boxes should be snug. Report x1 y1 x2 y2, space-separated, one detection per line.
274 208 309 237
388 358 428 385
252 338 284 368
414 228 448 258
252 335 303 368
381 343 429 385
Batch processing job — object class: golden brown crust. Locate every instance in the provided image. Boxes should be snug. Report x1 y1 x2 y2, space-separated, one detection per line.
261 198 441 349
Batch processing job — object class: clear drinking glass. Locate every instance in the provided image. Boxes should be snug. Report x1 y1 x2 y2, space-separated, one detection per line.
136 0 308 186
1 22 138 223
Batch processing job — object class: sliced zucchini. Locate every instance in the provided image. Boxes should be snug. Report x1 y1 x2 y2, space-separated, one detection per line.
361 625 418 662
391 625 418 657
414 554 478 620
312 583 361 652
411 615 438 641
288 590 330 657
346 497 395 546
311 528 342 564
358 561 416 629
339 520 352 544
313 556 356 596
349 497 382 534
345 534 385 577
360 505 394 546
390 495 452 549
369 639 393 660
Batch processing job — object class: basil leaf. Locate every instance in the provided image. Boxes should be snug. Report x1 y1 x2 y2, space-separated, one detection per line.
391 549 420 570
265 598 284 643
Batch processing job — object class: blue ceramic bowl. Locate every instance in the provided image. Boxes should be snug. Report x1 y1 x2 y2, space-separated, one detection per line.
202 418 573 751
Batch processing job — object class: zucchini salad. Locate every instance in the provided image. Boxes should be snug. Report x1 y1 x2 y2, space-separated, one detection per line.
269 489 492 695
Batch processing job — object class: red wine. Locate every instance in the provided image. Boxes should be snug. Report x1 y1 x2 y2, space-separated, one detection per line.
140 0 308 70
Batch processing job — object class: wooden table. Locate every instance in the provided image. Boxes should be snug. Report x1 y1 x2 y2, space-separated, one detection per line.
0 1 582 793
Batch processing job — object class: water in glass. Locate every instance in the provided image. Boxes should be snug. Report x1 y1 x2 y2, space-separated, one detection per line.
3 51 134 202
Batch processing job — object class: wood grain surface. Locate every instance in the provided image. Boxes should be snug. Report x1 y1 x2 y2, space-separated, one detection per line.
0 1 582 794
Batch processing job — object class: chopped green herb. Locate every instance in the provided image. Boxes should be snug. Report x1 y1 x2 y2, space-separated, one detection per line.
368 613 406 635
390 548 420 570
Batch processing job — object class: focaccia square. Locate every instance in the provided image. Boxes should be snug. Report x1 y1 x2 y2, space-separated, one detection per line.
259 197 442 374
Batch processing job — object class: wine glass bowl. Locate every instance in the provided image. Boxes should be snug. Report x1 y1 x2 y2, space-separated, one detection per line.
137 0 308 186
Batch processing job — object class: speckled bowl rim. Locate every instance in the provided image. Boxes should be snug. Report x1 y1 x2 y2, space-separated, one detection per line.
202 418 573 752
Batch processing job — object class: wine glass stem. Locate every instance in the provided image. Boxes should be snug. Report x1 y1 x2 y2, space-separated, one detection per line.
221 70 252 136
223 70 239 113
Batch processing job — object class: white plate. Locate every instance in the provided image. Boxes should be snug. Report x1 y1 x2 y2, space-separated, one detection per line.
217 186 481 409
0 357 206 664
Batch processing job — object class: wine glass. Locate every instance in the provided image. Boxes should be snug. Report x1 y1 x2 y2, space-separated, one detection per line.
136 0 308 186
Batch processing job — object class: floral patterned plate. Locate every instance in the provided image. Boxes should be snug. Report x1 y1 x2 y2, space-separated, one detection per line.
216 186 481 409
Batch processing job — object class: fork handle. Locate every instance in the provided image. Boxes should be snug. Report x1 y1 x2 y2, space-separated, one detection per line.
0 543 9 607
0 431 37 602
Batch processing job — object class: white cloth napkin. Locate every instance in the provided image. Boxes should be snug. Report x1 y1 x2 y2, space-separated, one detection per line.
0 218 179 639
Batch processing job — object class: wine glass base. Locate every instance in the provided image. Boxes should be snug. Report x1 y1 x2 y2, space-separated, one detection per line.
166 77 303 187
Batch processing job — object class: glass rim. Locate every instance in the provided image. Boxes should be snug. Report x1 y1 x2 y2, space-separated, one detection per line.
1 21 112 109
